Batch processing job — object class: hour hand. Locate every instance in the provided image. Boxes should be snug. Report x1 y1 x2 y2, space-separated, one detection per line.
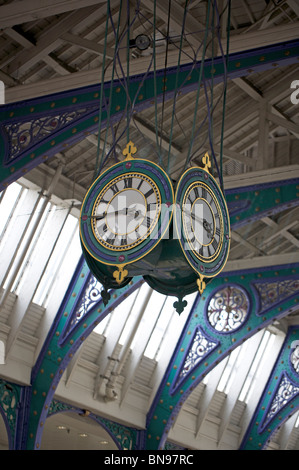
91 212 106 220
190 212 212 233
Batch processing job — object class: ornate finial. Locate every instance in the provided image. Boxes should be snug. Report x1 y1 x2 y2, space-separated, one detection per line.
173 297 188 314
123 141 137 160
197 274 206 294
202 152 211 173
113 265 128 284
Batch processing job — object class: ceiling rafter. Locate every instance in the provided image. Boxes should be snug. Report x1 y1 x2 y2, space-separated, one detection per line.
4 7 100 77
0 0 108 29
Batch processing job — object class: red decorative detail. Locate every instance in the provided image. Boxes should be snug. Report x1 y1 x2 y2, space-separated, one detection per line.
125 162 132 169
118 255 125 262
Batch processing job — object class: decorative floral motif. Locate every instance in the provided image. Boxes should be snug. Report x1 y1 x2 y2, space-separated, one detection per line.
68 274 103 330
48 400 137 450
252 278 299 315
0 380 19 444
48 400 72 415
177 327 218 383
206 285 249 333
4 107 96 160
261 373 299 431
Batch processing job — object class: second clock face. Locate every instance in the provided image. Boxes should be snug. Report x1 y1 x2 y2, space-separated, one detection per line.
182 181 223 261
92 173 161 250
174 166 230 280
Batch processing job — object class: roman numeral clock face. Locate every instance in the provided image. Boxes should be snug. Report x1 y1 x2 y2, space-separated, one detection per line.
79 158 174 283
92 174 160 250
183 183 222 260
174 163 230 293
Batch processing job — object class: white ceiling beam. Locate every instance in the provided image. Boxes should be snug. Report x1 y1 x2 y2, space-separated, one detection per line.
141 0 213 55
257 102 269 170
287 0 299 17
224 252 299 272
5 7 99 76
0 0 107 28
132 115 255 174
240 0 256 24
133 116 182 156
262 217 299 249
61 32 115 58
4 27 72 76
5 25 299 102
233 76 299 139
266 110 299 135
226 22 299 53
231 230 266 256
232 77 263 102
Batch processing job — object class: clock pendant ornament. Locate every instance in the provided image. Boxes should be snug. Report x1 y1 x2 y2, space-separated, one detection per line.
80 142 174 288
174 153 230 294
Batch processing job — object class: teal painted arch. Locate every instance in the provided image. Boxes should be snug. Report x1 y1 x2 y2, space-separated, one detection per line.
25 257 143 450
144 264 299 450
0 379 21 449
240 326 299 450
25 259 299 449
46 400 140 450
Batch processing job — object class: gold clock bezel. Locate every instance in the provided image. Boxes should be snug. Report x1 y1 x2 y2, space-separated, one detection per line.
91 172 162 251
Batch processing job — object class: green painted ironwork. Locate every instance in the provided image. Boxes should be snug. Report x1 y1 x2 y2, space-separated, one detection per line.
0 379 21 449
226 180 299 229
47 399 139 450
144 265 299 450
24 258 142 450
241 326 299 449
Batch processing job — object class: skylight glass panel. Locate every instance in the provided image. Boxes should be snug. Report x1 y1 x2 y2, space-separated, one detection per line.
238 329 276 403
0 182 24 244
33 214 80 306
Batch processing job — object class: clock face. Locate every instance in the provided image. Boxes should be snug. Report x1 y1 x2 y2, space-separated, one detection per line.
80 158 174 269
174 166 230 281
92 173 161 250
182 181 223 261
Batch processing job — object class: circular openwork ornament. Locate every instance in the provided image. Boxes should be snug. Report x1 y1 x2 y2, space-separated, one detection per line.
206 285 250 333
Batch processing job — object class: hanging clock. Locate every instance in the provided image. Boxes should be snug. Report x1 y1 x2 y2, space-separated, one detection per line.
174 153 230 294
80 142 174 286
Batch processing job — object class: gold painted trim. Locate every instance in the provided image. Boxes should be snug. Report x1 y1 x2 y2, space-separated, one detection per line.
91 172 161 250
79 158 174 269
123 141 137 160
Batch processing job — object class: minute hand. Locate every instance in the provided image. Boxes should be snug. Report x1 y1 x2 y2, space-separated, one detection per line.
184 209 213 235
92 208 139 220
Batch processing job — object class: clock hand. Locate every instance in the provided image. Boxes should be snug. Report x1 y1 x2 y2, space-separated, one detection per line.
187 210 213 235
92 207 141 220
91 212 107 220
